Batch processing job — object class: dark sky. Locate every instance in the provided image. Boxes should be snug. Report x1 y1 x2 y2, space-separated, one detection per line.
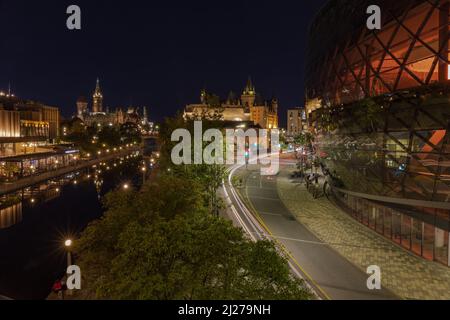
0 0 327 125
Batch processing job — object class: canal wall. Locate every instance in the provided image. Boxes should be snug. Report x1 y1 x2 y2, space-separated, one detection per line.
0 147 142 196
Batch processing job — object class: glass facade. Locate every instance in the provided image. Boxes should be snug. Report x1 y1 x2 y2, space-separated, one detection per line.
306 1 449 107
0 152 80 183
306 0 450 266
339 194 450 266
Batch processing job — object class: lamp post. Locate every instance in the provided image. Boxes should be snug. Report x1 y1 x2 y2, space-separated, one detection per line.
65 239 73 297
65 239 73 267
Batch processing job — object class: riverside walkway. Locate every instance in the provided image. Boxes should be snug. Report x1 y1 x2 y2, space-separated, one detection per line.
276 162 450 300
0 146 142 196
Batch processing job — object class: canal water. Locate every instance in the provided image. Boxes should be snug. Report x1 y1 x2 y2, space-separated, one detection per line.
0 152 147 300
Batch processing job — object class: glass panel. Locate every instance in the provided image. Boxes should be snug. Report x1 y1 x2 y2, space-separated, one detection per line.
376 207 384 234
401 215 412 250
369 205 377 229
384 208 392 239
362 201 369 226
423 223 435 261
411 219 423 256
435 228 449 266
392 211 402 244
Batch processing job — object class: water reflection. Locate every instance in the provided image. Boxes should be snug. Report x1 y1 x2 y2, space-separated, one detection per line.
0 151 146 299
0 203 22 229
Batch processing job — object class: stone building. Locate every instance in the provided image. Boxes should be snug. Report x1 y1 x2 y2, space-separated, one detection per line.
75 78 147 128
184 78 279 129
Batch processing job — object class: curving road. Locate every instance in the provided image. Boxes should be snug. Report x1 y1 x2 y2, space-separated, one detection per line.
223 161 398 300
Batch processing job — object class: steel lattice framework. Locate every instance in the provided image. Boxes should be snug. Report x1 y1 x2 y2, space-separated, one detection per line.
306 0 450 266
307 0 450 107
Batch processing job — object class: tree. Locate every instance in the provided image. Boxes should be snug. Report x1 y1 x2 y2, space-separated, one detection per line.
294 132 314 151
353 98 383 133
74 114 313 300
75 173 312 300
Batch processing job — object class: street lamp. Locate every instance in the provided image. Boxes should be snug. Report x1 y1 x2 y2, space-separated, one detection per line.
65 239 72 248
64 239 73 296
123 184 129 190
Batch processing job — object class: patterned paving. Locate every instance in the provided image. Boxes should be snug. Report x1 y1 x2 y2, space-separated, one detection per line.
277 168 450 300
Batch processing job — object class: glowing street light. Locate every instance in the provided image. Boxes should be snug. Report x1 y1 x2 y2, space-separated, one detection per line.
65 239 73 248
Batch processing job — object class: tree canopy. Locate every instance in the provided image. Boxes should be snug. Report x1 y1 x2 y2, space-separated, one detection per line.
74 115 313 300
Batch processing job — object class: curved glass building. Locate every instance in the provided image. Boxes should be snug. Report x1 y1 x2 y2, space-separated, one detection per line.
306 0 450 266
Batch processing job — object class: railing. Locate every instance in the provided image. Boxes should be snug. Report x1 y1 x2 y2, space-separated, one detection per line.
0 146 142 196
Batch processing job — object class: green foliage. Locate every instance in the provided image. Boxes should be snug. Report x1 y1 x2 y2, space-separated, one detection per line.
352 98 384 133
75 114 313 300
159 115 228 215
294 132 314 147
75 173 312 300
66 121 141 154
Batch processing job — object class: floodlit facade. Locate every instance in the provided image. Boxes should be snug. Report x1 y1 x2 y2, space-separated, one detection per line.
185 79 279 130
0 96 60 157
306 0 450 266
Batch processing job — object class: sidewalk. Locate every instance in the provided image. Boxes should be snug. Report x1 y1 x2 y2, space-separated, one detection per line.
277 167 450 300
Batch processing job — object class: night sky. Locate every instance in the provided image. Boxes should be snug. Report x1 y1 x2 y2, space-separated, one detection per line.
0 0 327 125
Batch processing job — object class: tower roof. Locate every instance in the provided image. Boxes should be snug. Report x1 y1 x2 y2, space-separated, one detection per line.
243 76 256 95
93 78 103 98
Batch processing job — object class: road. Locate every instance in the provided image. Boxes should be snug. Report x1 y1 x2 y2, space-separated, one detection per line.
223 161 398 300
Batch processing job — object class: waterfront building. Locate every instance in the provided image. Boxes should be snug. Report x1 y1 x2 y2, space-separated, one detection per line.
184 78 279 130
306 0 450 266
0 94 60 158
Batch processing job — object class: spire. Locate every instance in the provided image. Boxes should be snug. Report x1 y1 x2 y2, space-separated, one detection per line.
93 77 103 113
243 76 256 95
95 78 101 94
246 76 253 90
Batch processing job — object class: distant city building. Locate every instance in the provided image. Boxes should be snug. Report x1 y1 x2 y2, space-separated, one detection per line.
76 96 88 118
184 78 279 129
92 78 103 114
287 108 307 136
75 78 149 128
0 94 60 157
